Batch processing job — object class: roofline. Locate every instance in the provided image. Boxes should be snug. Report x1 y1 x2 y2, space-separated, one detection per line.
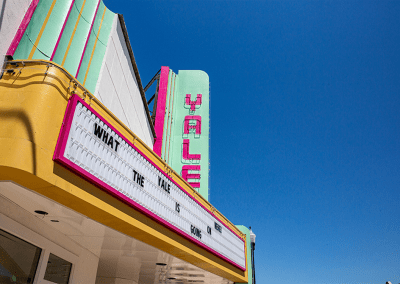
117 14 157 139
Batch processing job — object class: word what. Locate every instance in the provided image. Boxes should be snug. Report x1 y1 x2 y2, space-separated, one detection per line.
94 123 120 152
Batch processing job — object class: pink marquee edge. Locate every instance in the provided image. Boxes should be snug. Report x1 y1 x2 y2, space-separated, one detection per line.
53 94 246 272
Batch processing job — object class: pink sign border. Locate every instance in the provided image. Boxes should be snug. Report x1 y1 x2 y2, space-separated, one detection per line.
53 94 246 272
153 66 169 156
6 0 40 56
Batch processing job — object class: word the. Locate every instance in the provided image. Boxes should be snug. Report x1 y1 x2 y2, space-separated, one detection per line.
132 169 145 187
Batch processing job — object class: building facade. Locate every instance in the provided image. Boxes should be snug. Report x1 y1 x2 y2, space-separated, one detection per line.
0 0 253 283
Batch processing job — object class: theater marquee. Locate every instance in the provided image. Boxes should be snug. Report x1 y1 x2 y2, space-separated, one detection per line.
53 94 246 270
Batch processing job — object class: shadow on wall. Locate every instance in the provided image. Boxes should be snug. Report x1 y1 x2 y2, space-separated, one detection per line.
0 109 37 175
0 0 6 31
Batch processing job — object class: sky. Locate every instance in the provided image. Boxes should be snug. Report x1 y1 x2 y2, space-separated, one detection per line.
103 1 400 283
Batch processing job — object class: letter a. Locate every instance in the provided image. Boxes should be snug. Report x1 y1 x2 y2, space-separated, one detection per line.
184 116 201 135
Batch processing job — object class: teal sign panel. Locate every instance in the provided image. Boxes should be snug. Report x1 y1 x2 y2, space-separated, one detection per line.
157 69 210 200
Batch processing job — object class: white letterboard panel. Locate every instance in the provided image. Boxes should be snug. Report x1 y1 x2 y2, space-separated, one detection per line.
53 95 246 270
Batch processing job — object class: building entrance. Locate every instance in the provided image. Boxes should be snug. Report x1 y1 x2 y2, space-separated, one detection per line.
0 229 42 284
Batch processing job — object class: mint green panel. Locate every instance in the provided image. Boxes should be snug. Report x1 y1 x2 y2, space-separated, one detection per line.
77 2 114 93
75 18 98 82
236 226 253 284
63 0 98 76
32 0 72 60
52 0 98 76
75 1 104 84
13 0 53 59
52 1 80 66
96 3 114 45
83 8 113 92
12 0 115 91
168 70 210 200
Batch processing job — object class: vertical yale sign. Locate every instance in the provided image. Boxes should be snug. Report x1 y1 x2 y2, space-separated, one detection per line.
172 71 209 200
157 70 210 200
53 95 246 271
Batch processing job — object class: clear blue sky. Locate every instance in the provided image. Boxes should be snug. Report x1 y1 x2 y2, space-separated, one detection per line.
104 1 400 283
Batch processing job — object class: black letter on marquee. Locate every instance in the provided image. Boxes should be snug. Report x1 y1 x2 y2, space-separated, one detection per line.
214 222 222 233
102 131 109 143
107 136 114 148
114 141 120 152
94 123 103 139
207 226 211 235
175 202 180 213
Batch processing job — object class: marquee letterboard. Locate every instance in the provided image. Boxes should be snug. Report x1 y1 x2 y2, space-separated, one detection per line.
53 95 246 270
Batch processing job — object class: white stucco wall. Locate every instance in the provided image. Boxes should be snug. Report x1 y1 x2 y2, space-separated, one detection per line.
94 15 154 148
0 0 32 68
